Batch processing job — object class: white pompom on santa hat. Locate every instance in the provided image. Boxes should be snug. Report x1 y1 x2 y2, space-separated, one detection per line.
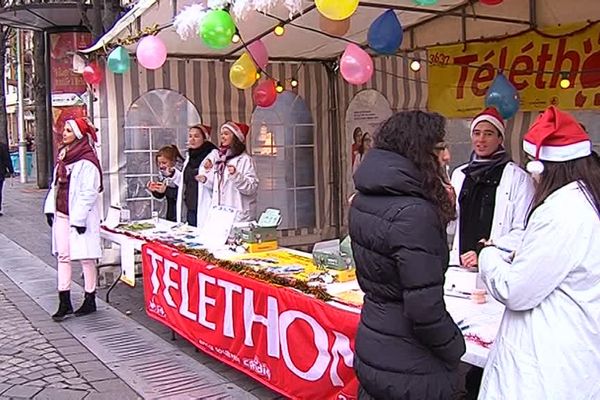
65 117 98 143
471 107 506 137
523 105 591 174
222 121 250 143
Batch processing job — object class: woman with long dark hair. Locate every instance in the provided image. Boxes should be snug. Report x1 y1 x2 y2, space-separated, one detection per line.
198 121 258 222
173 125 217 227
349 111 465 399
478 106 600 399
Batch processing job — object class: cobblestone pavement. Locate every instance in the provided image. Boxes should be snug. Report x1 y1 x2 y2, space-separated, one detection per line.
0 271 140 400
0 182 280 399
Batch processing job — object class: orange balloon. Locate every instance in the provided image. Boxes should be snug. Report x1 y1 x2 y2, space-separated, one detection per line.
319 15 351 36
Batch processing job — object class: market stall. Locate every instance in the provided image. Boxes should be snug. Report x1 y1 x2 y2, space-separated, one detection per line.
100 218 503 400
75 0 599 398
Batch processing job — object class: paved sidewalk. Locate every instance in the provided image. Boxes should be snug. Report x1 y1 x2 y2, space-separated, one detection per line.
0 181 280 399
0 270 140 400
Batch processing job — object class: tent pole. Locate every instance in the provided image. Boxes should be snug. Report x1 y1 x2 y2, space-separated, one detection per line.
529 0 537 28
325 61 342 238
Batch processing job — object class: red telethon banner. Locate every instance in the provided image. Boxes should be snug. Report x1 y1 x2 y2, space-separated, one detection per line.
142 242 360 400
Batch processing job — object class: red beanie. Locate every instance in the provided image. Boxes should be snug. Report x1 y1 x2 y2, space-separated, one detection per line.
222 121 250 143
470 107 505 137
523 106 591 174
66 118 98 143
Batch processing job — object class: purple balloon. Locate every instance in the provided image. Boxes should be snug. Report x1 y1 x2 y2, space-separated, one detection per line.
340 44 374 85
247 40 269 70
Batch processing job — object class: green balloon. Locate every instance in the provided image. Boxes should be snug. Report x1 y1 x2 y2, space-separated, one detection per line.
199 10 236 49
107 46 131 74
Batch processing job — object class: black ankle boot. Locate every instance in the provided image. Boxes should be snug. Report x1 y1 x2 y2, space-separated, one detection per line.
75 291 97 316
52 291 73 321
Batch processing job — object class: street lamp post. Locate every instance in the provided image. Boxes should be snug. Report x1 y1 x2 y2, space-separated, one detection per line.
16 29 27 183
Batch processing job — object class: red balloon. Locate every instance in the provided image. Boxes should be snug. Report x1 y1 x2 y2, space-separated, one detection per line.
253 80 277 107
83 62 103 85
480 0 503 4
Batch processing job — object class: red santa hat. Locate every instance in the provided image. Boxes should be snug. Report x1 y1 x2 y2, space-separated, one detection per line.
470 107 506 137
65 118 98 143
222 121 250 143
191 124 212 140
523 106 591 174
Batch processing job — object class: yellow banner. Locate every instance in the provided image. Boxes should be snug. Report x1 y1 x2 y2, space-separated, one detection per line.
427 22 600 118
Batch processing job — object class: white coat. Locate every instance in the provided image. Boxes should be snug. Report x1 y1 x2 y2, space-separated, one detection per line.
449 162 534 265
202 150 259 223
44 160 102 261
173 152 213 227
478 181 600 400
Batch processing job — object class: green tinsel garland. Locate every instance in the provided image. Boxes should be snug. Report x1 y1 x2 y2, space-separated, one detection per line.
177 246 333 302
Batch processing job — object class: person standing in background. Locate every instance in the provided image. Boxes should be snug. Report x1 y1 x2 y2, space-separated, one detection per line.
147 145 184 222
0 142 15 216
449 107 534 269
198 121 259 223
173 125 217 227
44 118 103 321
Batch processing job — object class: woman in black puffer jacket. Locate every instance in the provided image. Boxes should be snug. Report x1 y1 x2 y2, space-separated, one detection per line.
350 111 465 400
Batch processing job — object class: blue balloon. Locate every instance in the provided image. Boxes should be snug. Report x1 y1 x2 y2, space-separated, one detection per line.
368 10 403 55
485 73 520 119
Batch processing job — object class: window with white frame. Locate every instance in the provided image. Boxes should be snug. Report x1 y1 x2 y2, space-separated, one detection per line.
123 89 201 220
251 91 316 229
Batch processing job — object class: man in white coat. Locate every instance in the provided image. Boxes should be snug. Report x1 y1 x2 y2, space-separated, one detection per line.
478 106 600 400
449 107 534 268
44 118 103 321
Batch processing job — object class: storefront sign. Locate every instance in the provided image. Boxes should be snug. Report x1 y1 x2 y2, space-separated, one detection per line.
142 242 360 400
427 22 600 117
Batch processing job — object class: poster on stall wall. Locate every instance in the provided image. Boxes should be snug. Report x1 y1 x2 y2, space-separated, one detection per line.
49 32 92 159
427 22 600 117
142 242 360 400
345 90 392 194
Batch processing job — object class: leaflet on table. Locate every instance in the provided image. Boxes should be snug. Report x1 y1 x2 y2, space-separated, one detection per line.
113 220 207 249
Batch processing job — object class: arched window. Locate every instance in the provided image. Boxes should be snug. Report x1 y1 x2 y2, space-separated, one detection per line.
251 92 316 229
123 89 201 220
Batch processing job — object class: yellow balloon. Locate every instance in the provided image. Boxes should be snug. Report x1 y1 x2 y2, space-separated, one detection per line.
229 52 257 90
315 0 359 21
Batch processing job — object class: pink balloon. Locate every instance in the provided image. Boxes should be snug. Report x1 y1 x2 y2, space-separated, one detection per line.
340 43 374 85
247 39 269 70
253 80 277 108
136 36 167 70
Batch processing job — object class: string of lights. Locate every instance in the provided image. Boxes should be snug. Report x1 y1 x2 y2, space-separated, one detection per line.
97 10 598 92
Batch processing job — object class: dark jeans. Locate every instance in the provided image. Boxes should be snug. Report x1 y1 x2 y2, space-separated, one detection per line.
0 178 4 212
186 209 197 227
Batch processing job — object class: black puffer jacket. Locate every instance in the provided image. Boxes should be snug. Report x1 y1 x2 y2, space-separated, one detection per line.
349 149 465 400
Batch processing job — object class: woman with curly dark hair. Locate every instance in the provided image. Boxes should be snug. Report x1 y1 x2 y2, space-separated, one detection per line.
349 110 465 399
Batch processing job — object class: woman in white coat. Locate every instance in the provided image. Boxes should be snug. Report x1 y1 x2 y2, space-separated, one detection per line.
172 124 217 227
198 121 258 223
449 107 534 268
478 106 600 400
44 118 103 321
